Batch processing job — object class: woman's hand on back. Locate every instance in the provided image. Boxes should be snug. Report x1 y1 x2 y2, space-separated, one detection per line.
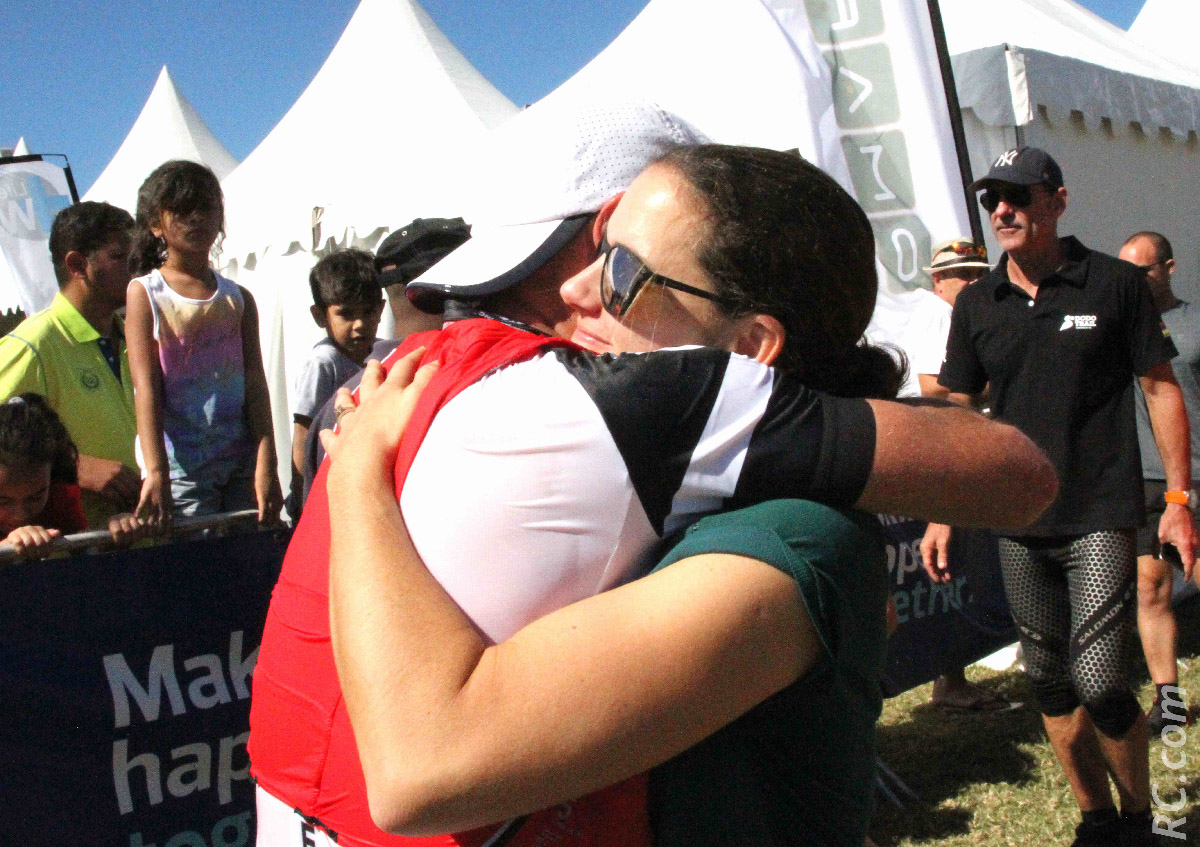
321 349 436 491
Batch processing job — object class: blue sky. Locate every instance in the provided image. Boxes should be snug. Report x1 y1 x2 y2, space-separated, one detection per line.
3 0 1145 194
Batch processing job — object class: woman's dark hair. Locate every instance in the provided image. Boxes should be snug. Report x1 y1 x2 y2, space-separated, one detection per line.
0 394 79 484
309 249 383 312
131 160 224 275
654 145 905 399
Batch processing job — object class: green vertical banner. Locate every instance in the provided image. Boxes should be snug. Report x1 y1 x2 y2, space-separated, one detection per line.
763 0 973 293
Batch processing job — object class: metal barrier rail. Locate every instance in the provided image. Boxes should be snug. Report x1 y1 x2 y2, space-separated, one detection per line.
0 509 265 565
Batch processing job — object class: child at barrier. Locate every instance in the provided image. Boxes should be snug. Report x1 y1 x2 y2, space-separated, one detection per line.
126 161 281 526
0 393 143 558
288 249 385 513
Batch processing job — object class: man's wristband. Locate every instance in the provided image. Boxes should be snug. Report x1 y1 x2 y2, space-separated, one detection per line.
1164 489 1197 509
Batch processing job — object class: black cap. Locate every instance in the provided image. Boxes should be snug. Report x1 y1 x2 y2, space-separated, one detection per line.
375 217 472 289
968 146 1064 192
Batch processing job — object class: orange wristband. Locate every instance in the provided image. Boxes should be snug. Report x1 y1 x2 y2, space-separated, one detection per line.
1164 490 1192 507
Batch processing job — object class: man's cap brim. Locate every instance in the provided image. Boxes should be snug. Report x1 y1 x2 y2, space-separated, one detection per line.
968 174 1047 192
406 215 590 313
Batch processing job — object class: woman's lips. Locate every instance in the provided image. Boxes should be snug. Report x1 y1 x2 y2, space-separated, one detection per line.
570 326 609 353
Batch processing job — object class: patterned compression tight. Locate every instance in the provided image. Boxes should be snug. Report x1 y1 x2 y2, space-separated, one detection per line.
998 530 1142 738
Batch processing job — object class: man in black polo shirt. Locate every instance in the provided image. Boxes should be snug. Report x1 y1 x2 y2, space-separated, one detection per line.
924 147 1197 847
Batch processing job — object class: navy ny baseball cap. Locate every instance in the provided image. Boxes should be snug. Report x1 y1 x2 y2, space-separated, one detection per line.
969 146 1064 192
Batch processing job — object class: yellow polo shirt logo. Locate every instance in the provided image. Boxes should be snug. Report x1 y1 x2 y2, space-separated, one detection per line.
79 367 101 391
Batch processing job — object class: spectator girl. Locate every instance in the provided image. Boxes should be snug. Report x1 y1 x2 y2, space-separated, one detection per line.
126 161 281 524
0 393 142 557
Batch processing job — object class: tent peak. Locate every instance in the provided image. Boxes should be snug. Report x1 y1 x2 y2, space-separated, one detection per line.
81 66 237 212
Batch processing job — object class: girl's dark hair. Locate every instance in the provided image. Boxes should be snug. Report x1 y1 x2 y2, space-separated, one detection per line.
0 394 79 484
654 145 905 399
131 160 224 275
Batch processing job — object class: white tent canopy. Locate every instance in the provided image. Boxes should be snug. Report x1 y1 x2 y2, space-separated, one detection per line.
1128 0 1200 74
539 0 843 176
12 138 29 156
944 0 1200 136
218 0 518 265
82 67 237 215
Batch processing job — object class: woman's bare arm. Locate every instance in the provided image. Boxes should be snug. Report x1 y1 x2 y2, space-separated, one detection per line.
326 356 820 835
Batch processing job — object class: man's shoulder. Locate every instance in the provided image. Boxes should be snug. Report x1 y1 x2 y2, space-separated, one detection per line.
0 308 66 361
1085 248 1134 277
1068 239 1140 287
1163 301 1200 345
911 287 952 318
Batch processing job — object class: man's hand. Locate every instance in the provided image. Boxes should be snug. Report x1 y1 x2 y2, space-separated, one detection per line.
1159 504 1199 582
77 455 141 509
920 523 953 583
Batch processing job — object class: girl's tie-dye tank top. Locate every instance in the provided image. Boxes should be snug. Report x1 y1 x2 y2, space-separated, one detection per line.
134 269 248 478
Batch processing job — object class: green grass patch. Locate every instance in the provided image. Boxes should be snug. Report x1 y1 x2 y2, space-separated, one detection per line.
870 595 1200 845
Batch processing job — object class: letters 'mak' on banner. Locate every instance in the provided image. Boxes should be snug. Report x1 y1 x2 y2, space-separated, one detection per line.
0 530 287 847
0 156 76 317
878 517 1017 695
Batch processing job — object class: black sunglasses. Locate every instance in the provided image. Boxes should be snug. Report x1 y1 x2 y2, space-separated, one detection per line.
599 233 733 318
978 184 1034 213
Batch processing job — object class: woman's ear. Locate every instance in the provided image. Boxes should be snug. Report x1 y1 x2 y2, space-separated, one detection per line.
732 314 786 366
591 192 625 248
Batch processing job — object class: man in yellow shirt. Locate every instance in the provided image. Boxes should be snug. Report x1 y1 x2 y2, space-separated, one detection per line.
0 202 140 527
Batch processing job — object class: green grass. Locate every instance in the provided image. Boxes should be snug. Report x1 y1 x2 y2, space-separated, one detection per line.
870 596 1200 846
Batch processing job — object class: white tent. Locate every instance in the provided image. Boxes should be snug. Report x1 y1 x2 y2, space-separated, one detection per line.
217 0 518 494
219 0 517 265
1128 0 1200 74
538 0 845 178
12 138 29 156
82 67 237 215
942 0 1200 298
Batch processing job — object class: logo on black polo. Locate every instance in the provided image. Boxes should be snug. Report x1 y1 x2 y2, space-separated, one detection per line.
1059 315 1097 331
79 368 101 390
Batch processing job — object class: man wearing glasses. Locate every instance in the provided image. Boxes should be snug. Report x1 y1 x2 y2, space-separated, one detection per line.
1120 231 1199 739
928 147 1197 847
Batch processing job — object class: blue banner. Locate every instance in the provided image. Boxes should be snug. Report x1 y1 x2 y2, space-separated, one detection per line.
0 530 288 846
878 517 1017 696
0 155 77 315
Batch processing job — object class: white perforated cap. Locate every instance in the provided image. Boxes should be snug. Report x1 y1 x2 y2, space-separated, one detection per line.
408 99 709 311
